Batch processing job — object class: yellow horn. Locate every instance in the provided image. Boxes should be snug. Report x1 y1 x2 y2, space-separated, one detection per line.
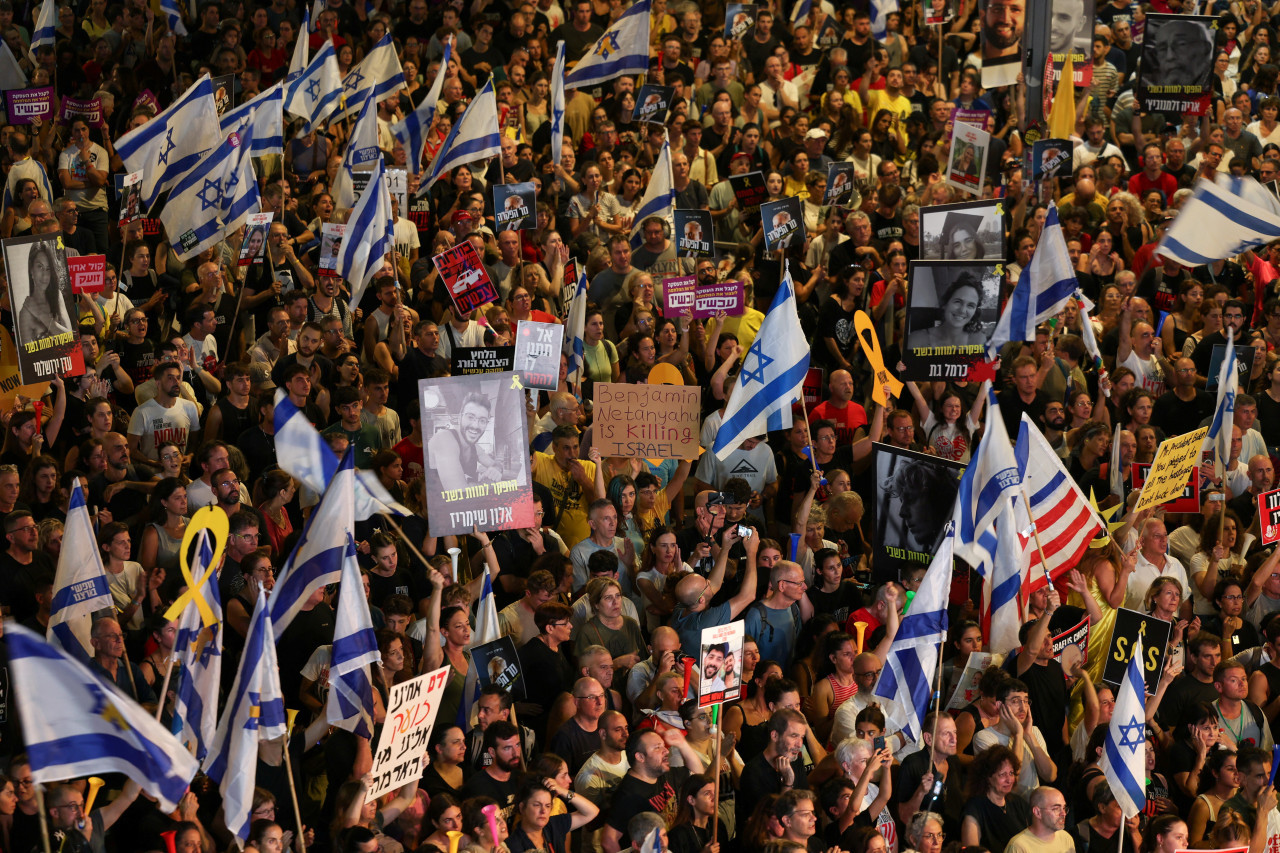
446 831 464 853
84 777 106 815
853 621 867 653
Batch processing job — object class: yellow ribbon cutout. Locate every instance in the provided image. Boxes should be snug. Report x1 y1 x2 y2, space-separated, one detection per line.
163 507 229 627
853 310 903 407
510 374 524 390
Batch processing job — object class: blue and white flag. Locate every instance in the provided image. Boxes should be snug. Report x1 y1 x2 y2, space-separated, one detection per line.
160 118 261 262
29 0 56 61
562 0 652 90
283 39 342 132
220 83 284 156
713 265 810 458
334 33 406 121
1101 635 1147 818
870 0 899 37
564 265 589 385
203 590 287 846
628 136 675 250
420 77 502 194
1159 176 1280 268
954 385 1020 577
115 75 221 211
790 0 812 25
327 495 379 738
459 568 500 727
337 156 394 310
287 9 309 78
989 204 1080 356
171 531 222 761
160 0 187 36
391 37 451 176
8 622 199 811
1203 325 1237 479
333 92 382 209
985 499 1025 655
47 479 114 662
874 526 951 742
550 42 567 167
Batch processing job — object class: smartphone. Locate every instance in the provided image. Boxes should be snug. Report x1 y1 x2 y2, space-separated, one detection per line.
873 735 886 753
738 525 753 539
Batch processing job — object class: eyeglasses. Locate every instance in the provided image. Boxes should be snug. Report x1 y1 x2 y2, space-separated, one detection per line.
161 451 182 460
9 524 36 534
575 693 606 701
921 832 946 842
779 579 807 589
856 668 882 679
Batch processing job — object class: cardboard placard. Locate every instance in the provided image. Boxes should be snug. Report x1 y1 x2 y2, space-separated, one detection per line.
472 635 526 699
434 241 498 316
872 442 964 582
1031 138 1074 181
513 321 564 390
57 97 106 128
1258 487 1280 545
1136 14 1216 116
673 209 714 257
118 170 145 226
1051 613 1091 679
367 666 451 799
1 232 85 382
825 162 858 206
1132 461 1199 514
1101 608 1172 693
560 257 580 323
634 84 676 125
493 182 537 231
951 107 990 129
1133 427 1208 513
761 196 804 253
4 88 54 124
725 3 759 37
1207 344 1257 389
918 198 1006 262
662 276 745 318
698 621 744 708
729 172 767 217
0 325 51 411
947 121 990 196
68 255 106 294
238 213 274 266
900 260 1002 381
450 346 514 376
593 382 701 459
320 223 346 271
946 651 999 710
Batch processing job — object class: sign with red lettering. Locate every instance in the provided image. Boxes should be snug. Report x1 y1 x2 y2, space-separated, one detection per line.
366 666 451 799
434 241 498 316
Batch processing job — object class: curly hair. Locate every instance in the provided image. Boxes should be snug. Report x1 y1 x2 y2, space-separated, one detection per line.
937 272 986 333
968 744 1022 799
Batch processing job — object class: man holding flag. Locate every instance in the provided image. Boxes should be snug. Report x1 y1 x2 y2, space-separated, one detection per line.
1100 636 1147 852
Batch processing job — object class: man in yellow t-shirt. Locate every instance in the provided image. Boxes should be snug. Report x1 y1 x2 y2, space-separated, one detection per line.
865 68 913 131
532 425 598 547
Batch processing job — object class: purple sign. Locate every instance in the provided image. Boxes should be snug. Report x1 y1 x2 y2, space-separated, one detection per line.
664 276 746 319
57 97 106 129
951 107 990 130
4 88 54 124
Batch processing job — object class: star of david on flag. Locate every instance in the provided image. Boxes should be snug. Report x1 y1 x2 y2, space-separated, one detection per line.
1101 635 1147 818
562 0 652 89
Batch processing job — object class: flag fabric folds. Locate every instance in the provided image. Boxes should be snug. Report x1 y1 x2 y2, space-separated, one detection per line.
8 622 199 811
420 77 502 194
334 34 406 121
220 83 284 156
954 386 1021 577
171 530 223 761
160 118 261 262
283 39 342 132
287 9 309 78
550 42 567 166
459 568 500 727
564 266 589 385
984 499 1025 656
390 38 452 176
989 204 1080 355
874 527 951 741
712 265 810 458
29 0 56 61
1158 176 1280 268
1101 636 1148 818
790 0 812 24
1203 326 1237 479
333 92 382 209
114 75 221 211
870 0 899 37
336 157 394 311
1109 422 1124 500
562 0 652 90
203 590 287 846
47 479 114 662
327 516 379 738
160 0 187 35
1048 58 1077 139
628 137 675 250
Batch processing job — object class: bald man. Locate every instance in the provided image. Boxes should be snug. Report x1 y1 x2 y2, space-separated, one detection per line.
743 560 815 665
670 525 759 657
627 627 694 708
550 677 609 775
810 369 868 445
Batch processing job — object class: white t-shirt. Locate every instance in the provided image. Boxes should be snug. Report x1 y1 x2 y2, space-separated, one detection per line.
1125 552 1190 609
58 143 110 210
1119 348 1164 393
126 396 202 458
437 320 486 359
971 725 1050 796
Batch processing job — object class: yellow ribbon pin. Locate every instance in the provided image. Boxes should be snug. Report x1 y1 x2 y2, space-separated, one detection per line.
163 507 229 627
853 310 903 407
510 374 524 390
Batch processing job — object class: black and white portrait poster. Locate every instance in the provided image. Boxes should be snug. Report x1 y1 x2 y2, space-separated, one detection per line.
2 232 84 382
674 209 713 257
1032 138 1074 181
698 621 744 708
1137 14 1216 116
873 443 964 583
634 84 676 125
1048 0 1095 71
901 260 1002 381
724 3 759 38
825 162 858 206
472 635 526 699
925 0 956 25
239 213 273 266
946 121 990 195
320 223 345 272
761 196 804 253
493 182 537 231
919 199 1005 261
419 373 535 536
980 0 1025 88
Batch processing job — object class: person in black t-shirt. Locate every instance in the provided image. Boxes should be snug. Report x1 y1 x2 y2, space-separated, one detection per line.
806 548 865 625
603 729 701 851
737 708 810 824
463 721 526 822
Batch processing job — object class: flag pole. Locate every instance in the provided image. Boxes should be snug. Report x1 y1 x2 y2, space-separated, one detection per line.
120 642 141 700
378 512 435 575
281 709 308 853
35 784 52 853
710 702 722 846
929 633 944 769
153 655 174 722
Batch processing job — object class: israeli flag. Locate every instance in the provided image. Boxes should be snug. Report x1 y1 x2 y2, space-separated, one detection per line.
874 526 951 742
954 386 1021 577
203 590 287 846
29 0 56 61
986 499 1025 655
790 0 812 25
989 204 1080 356
334 34 406 121
287 9 309 78
391 37 452 176
171 530 222 761
628 136 675 250
1101 635 1147 818
47 479 114 662
333 92 382 210
712 265 810 458
1159 176 1280 268
327 502 379 738
159 117 261 262
8 622 199 811
562 0 652 90
283 39 342 133
1204 325 1237 479
550 42 567 166
459 568 500 727
220 83 284 156
564 266 589 385
337 156 394 310
115 75 221 211
160 0 187 36
420 77 502 194
870 0 899 37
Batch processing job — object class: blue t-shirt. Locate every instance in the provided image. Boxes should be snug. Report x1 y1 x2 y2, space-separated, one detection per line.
671 601 732 659
743 601 802 667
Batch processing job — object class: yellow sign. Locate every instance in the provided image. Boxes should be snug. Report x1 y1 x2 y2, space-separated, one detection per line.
1134 427 1208 513
853 310 903 407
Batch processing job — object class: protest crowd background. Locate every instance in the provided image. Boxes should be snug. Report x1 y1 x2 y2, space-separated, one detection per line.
12 0 1280 852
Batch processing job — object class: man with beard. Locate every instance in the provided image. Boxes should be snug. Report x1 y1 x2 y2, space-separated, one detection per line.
1039 401 1069 458
463 720 525 820
738 709 809 820
602 729 703 853
701 642 727 692
1006 788 1075 853
981 0 1025 87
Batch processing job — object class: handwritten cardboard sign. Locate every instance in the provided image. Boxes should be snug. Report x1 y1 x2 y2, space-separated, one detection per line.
593 382 701 459
367 666 451 799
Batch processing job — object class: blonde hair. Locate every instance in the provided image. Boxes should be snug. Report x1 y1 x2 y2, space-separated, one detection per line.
1143 576 1184 613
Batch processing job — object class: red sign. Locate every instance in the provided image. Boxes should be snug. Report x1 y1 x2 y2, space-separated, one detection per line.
1259 487 1280 545
68 255 107 294
433 241 498 316
1133 462 1199 513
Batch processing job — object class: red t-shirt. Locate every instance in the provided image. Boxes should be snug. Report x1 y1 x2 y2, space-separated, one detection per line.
1127 170 1178 204
811 400 869 445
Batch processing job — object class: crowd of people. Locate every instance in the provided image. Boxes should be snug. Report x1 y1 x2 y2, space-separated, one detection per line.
2 0 1280 852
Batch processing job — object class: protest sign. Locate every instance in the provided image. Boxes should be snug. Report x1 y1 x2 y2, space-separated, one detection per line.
594 382 701 459
4 88 53 124
1052 612 1091 678
320 223 346 272
947 652 999 710
514 321 564 390
472 636 526 699
947 121 990 195
434 241 499 316
674 210 714 257
634 84 676 124
699 621 745 708
803 367 824 409
1 233 84 382
451 347 515 375
825 162 857 206
560 257 580 322
386 168 408 214
725 3 759 37
1132 462 1199 514
0 326 50 412
729 172 767 217
925 0 956 25
1047 0 1095 80
210 74 237 115
1032 138 1074 181
238 213 273 266
68 255 106 294
1134 428 1208 513
367 666 451 799
816 16 840 47
951 107 990 129
420 372 536 535
118 171 145 226
1102 608 1172 693
980 0 1022 88
919 199 1005 261
1207 344 1257 389
901 261 1002 381
1137 14 1216 116
1259 488 1280 545
662 277 745 319
493 182 537 231
762 196 804 253
872 443 964 584
57 97 106 128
